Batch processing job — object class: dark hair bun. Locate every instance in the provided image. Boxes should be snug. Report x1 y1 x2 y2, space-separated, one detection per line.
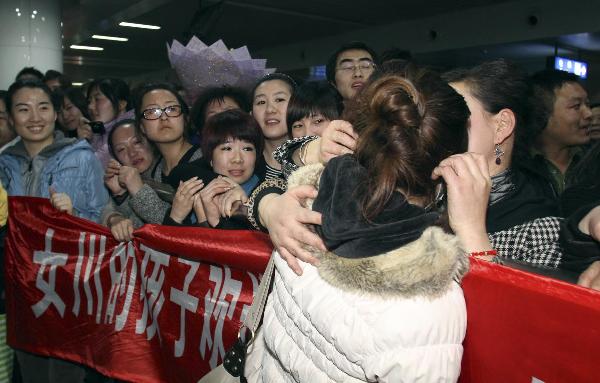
352 65 469 220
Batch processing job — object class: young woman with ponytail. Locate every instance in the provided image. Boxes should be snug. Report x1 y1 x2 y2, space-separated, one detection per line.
244 65 473 382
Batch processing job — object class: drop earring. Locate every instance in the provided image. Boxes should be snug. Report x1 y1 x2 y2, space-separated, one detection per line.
494 144 504 165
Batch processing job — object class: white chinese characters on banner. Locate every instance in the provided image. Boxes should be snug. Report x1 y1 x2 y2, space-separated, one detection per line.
31 229 68 318
28 228 260 364
105 242 137 331
199 265 243 368
72 232 108 324
170 258 200 357
136 244 170 341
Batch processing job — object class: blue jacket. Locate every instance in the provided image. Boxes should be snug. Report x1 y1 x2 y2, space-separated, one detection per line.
0 132 108 223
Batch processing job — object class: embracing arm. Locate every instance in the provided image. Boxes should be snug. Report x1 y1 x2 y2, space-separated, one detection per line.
246 173 326 275
273 135 319 179
273 120 358 179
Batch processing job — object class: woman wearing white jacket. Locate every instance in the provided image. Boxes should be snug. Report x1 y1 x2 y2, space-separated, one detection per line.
245 65 481 382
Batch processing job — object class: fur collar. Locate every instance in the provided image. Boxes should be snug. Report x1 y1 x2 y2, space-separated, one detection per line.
314 227 468 298
288 163 469 298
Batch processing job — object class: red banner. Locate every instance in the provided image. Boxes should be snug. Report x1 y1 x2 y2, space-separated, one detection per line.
5 197 600 382
5 197 272 383
460 258 600 383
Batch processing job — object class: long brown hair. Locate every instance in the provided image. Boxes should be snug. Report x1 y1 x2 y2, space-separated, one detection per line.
349 65 469 221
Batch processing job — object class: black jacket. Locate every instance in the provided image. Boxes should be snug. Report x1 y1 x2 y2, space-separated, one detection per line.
560 203 600 275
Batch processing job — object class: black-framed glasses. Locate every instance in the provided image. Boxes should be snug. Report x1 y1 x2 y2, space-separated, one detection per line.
142 105 183 120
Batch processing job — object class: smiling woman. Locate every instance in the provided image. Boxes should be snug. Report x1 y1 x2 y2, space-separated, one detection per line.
10 86 55 152
0 79 108 382
202 109 262 186
0 80 107 221
251 73 297 180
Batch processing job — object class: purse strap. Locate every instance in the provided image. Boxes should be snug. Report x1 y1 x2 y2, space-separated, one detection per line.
222 253 275 379
242 253 275 336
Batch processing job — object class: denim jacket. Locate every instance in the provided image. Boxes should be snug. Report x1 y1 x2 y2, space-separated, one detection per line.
0 132 108 222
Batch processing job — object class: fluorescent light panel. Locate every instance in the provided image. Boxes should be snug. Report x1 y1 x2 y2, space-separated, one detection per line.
72 82 84 86
119 21 160 30
70 44 103 51
92 34 128 42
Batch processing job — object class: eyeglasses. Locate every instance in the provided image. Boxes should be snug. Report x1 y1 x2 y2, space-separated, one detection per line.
337 61 376 73
142 105 183 120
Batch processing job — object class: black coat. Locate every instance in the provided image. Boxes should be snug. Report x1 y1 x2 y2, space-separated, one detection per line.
560 203 600 275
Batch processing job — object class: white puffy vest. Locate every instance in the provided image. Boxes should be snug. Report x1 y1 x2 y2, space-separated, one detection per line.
245 253 467 383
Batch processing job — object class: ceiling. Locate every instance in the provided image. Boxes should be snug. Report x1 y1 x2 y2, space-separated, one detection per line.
61 0 519 81
60 0 600 87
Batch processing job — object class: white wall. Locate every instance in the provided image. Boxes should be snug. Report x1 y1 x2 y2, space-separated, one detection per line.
0 0 63 89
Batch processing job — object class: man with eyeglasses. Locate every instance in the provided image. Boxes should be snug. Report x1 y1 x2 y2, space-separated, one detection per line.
325 41 379 104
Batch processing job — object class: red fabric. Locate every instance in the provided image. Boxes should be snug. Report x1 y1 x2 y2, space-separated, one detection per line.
5 197 272 383
460 258 600 383
6 197 600 382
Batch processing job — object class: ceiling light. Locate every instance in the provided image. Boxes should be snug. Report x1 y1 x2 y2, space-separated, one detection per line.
119 21 160 30
72 82 84 87
92 34 128 42
70 45 104 51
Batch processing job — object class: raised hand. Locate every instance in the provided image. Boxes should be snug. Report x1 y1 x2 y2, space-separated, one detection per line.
77 117 93 141
170 177 204 223
431 152 493 254
315 120 358 164
49 186 73 215
199 177 233 227
216 177 248 218
104 159 126 196
117 165 144 195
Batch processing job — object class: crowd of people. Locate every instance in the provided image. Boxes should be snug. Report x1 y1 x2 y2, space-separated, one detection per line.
0 41 600 382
